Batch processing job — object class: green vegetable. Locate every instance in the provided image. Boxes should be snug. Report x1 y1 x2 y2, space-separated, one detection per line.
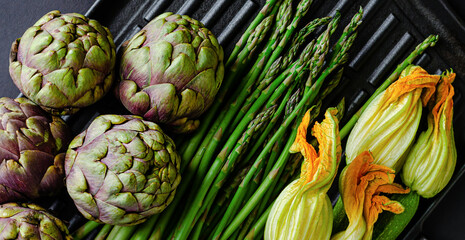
117 12 224 133
9 10 116 115
65 114 181 226
0 203 72 240
372 191 420 240
0 97 71 203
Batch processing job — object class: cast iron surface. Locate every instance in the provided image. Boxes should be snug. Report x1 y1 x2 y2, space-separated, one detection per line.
1 0 465 239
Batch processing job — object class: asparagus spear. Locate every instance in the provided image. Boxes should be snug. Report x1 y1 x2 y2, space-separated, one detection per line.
257 0 315 82
244 202 273 240
281 17 332 70
226 0 282 67
174 105 276 239
202 105 277 217
72 221 101 240
95 224 113 240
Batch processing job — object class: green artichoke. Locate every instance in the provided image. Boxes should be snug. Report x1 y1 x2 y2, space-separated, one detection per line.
0 97 70 203
9 10 116 115
0 202 72 240
117 12 224 133
65 114 181 225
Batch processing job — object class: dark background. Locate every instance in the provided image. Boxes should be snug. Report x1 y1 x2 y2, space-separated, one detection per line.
1 0 465 239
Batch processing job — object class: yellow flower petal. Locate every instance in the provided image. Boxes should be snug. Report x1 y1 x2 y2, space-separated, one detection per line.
290 108 342 192
381 65 439 108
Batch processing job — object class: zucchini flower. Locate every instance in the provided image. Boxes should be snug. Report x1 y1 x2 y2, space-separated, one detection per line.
265 108 342 240
332 151 410 240
345 65 439 171
402 71 457 198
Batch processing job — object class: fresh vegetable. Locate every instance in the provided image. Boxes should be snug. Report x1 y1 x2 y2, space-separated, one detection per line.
64 114 181 226
0 202 72 240
339 35 439 139
0 97 70 203
372 191 420 240
117 12 224 133
265 108 342 240
345 65 440 171
402 70 457 198
331 151 410 240
9 10 116 115
71 6 443 240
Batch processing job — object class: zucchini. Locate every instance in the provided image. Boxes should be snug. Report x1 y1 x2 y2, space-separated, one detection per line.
332 196 349 235
373 191 420 240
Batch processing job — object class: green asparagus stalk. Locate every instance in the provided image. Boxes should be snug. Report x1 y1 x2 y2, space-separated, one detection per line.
172 69 289 234
129 215 159 240
113 225 137 240
237 84 299 173
242 0 293 87
257 0 314 82
174 105 276 239
106 226 123 240
229 55 285 132
244 202 273 240
281 17 332 70
306 12 341 86
94 224 113 240
226 0 281 67
218 127 298 240
72 221 101 240
203 167 250 237
328 7 363 64
191 208 210 240
339 34 439 139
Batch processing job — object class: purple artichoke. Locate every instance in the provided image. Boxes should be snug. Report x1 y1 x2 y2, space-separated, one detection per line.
117 12 224 133
0 202 72 240
9 10 116 115
0 97 70 203
65 114 181 225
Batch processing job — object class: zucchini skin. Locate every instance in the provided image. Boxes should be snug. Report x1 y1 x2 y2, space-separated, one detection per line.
373 191 420 240
332 196 349 235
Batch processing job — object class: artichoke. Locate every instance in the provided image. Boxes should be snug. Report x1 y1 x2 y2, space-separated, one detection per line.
0 202 72 240
117 12 224 133
9 10 116 115
65 114 181 225
0 97 70 203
